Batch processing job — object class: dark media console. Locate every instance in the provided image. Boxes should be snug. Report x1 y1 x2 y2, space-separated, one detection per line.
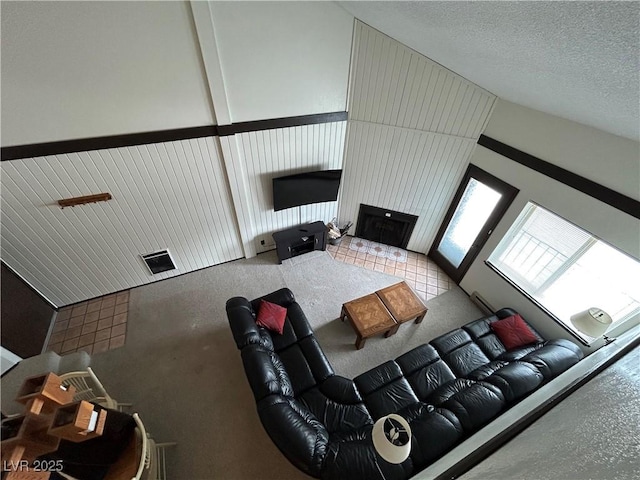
272 221 327 263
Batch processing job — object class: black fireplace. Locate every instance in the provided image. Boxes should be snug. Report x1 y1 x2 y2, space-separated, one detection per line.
355 204 418 249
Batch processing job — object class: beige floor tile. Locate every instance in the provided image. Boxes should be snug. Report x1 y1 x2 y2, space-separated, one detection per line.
364 261 375 270
95 328 111 343
52 321 69 333
101 295 117 309
97 318 113 331
49 332 66 345
92 339 110 354
114 303 128 316
81 321 98 335
64 326 82 340
86 300 102 314
84 311 100 324
99 305 115 319
354 258 365 267
115 291 130 305
71 303 88 317
48 342 63 354
57 309 72 321
405 271 417 281
111 323 127 337
68 316 84 328
61 337 79 353
374 263 385 273
112 313 128 325
109 335 126 349
77 333 96 347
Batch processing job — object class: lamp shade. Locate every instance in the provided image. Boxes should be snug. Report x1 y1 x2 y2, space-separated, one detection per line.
570 308 612 337
372 414 412 464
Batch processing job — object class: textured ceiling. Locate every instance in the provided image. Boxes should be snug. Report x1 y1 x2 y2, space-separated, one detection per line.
338 1 640 141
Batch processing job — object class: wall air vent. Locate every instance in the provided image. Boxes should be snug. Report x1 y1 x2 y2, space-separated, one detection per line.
141 250 176 275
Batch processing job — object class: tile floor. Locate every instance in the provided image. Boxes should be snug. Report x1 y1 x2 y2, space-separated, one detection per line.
46 291 130 355
327 236 453 301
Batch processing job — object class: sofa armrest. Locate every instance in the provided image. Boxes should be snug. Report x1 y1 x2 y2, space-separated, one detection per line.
257 394 329 477
226 296 262 350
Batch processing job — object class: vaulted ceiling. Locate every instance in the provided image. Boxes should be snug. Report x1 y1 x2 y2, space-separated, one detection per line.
338 1 640 141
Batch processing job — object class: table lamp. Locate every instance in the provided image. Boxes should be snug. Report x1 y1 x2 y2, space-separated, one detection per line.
372 414 412 464
570 308 613 340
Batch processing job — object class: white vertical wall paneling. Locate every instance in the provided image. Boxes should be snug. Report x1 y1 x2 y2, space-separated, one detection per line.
340 21 496 253
0 137 243 307
349 21 495 139
339 122 477 253
229 121 347 253
218 135 258 258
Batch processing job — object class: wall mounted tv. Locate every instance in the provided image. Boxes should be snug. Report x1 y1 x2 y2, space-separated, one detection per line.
272 169 342 211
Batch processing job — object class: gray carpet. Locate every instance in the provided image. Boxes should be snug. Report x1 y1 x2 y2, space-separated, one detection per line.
89 250 482 479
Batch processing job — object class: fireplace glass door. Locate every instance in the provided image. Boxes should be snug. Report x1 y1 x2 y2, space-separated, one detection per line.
429 164 518 283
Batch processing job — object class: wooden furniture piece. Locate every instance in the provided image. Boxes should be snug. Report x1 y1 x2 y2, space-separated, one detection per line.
47 401 107 443
58 367 132 412
15 373 76 415
340 294 397 349
375 281 428 335
272 221 326 263
103 413 176 480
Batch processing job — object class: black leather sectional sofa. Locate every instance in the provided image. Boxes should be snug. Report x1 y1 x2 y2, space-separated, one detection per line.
226 288 583 480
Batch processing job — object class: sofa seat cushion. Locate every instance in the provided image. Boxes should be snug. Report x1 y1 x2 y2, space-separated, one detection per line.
439 381 506 432
278 336 334 397
300 387 372 434
355 361 419 419
396 345 456 400
427 378 505 431
406 405 464 469
323 426 413 480
519 339 584 380
467 361 544 403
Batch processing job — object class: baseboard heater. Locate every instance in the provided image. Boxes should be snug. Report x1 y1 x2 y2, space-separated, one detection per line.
470 291 495 315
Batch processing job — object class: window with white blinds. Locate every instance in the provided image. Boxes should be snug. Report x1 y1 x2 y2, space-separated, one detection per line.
487 202 640 342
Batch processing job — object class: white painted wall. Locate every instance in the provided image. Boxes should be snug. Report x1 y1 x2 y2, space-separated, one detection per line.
208 1 353 123
340 22 496 252
1 0 214 146
461 99 640 350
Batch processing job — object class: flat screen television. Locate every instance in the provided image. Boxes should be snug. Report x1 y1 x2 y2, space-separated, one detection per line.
272 169 342 211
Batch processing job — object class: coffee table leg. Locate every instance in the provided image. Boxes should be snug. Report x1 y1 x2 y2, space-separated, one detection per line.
340 306 346 322
355 335 366 350
415 311 427 324
385 324 400 337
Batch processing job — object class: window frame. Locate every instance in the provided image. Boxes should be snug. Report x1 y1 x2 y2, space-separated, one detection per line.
485 201 640 346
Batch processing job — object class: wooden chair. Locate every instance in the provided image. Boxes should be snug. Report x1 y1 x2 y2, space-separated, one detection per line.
131 413 176 480
58 367 132 412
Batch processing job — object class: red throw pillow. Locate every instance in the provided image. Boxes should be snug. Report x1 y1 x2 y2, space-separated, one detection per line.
490 314 539 350
256 300 287 335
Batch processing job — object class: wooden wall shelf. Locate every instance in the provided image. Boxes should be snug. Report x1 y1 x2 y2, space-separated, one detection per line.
58 193 112 208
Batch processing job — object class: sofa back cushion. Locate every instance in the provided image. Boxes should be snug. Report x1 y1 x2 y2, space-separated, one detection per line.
430 329 491 377
396 345 456 401
355 361 419 419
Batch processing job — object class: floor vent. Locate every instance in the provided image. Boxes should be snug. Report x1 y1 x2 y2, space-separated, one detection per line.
470 291 495 315
141 250 176 275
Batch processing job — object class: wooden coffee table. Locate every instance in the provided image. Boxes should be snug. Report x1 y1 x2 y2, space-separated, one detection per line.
376 281 428 335
340 293 397 349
